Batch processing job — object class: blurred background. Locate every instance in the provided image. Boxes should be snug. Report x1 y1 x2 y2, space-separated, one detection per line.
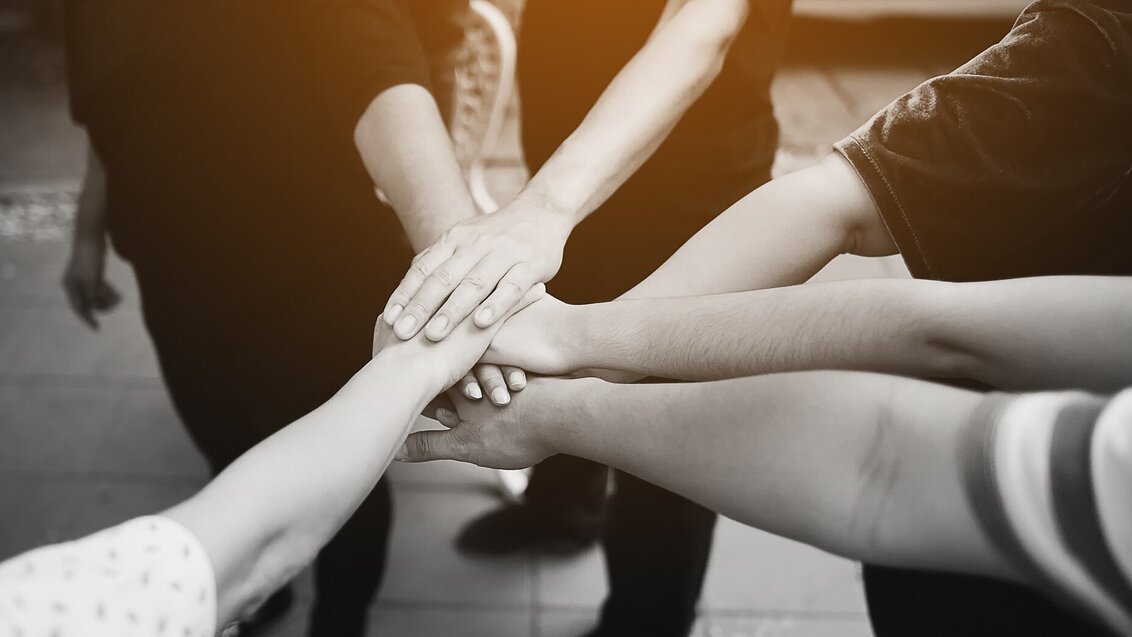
0 1 1021 635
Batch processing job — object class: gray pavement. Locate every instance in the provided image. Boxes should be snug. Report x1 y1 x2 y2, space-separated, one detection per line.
0 13 1015 636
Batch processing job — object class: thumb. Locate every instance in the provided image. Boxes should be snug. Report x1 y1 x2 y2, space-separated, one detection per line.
396 429 466 463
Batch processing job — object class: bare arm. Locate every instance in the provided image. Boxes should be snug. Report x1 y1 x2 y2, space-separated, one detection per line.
382 0 754 344
162 348 434 629
621 152 896 300
485 276 1132 393
354 83 478 252
516 0 750 226
159 284 541 630
401 372 1014 581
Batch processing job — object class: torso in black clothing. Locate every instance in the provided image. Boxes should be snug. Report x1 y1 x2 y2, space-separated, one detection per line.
67 1 459 291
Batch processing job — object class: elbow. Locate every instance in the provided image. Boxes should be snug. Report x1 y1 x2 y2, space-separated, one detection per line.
682 0 748 85
915 283 984 381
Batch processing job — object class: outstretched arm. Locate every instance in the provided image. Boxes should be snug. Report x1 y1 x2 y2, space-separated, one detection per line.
161 285 541 630
381 0 754 344
484 276 1132 393
621 151 895 300
400 372 1012 580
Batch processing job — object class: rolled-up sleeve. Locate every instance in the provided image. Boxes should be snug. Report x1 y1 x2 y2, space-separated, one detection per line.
835 0 1132 281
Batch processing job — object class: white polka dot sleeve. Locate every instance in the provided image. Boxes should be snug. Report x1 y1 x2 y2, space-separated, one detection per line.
0 515 217 637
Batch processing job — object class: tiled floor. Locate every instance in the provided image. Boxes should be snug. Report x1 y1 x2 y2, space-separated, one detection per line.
0 14 1016 637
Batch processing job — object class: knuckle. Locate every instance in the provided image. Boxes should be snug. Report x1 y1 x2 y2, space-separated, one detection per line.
500 279 526 296
406 299 432 314
459 274 486 293
431 268 455 287
409 262 432 279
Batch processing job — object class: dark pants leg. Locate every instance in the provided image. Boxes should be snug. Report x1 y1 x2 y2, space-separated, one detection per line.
864 565 1119 637
598 471 717 637
136 265 393 635
524 454 609 525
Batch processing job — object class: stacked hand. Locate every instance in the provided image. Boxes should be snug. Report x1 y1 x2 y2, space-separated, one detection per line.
396 377 565 470
372 283 547 397
381 198 573 404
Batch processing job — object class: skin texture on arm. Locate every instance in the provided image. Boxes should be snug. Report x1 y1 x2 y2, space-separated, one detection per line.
354 83 478 252
400 372 1016 581
621 152 896 300
160 285 542 631
483 276 1132 393
382 0 754 346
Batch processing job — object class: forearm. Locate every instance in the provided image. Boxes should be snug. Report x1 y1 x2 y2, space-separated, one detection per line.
620 153 890 299
539 373 1007 577
165 350 435 627
516 0 748 225
73 145 108 237
561 276 1132 392
355 83 477 251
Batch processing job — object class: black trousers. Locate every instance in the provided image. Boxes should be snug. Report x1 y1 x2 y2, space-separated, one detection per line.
864 565 1118 637
133 252 396 627
522 158 774 635
528 456 716 636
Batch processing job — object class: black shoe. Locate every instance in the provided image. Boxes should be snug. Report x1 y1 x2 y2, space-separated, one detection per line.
237 585 295 636
456 503 603 556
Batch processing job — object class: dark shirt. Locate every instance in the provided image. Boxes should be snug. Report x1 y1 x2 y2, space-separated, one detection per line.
64 0 464 289
836 0 1132 283
836 2 1132 634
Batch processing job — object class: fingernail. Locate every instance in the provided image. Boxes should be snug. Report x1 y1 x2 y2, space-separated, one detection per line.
394 445 408 462
429 315 449 335
466 383 483 399
508 372 526 389
395 315 417 337
492 387 510 405
385 304 403 324
476 307 494 325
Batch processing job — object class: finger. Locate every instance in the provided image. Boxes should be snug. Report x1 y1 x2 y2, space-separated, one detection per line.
396 430 466 463
501 366 527 391
473 264 539 328
434 406 461 428
63 279 97 329
393 250 482 340
459 370 483 400
424 256 512 341
93 281 121 311
475 364 511 406
423 392 456 420
383 246 451 326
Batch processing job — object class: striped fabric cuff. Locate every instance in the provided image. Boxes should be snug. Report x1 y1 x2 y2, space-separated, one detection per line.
962 390 1132 635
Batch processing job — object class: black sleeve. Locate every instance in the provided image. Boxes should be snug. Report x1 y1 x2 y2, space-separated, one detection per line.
63 0 144 125
306 0 446 137
834 0 1132 281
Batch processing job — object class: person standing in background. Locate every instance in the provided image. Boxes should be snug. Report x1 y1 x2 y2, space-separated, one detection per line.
381 2 792 635
60 1 475 635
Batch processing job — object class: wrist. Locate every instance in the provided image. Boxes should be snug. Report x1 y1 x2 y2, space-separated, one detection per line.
561 303 600 372
366 345 443 396
513 184 579 235
524 377 601 457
